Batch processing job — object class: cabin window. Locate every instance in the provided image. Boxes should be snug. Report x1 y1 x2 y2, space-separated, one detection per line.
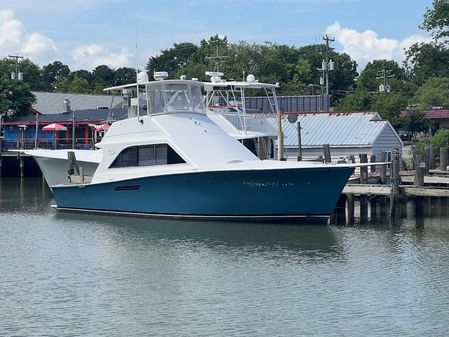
110 144 185 168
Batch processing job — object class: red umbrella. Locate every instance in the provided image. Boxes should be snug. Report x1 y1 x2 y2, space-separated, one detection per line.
95 123 110 131
43 123 67 131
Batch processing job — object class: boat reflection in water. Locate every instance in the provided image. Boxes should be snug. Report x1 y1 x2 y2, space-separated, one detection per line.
54 211 343 260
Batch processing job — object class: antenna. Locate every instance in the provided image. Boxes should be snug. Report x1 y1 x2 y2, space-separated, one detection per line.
133 0 141 122
205 35 228 72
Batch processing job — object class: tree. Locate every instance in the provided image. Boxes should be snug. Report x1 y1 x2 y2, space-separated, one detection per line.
402 110 430 133
69 75 90 94
0 58 46 91
357 59 405 92
371 92 407 127
92 65 115 87
335 89 372 111
413 76 449 109
147 42 199 77
42 61 71 91
0 79 36 118
404 42 449 85
114 67 137 85
422 0 449 42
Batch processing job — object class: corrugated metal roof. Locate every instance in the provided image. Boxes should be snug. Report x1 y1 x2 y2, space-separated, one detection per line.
269 112 390 147
32 91 120 114
5 108 128 125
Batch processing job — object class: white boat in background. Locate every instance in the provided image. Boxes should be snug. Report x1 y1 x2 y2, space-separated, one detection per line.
203 71 278 160
26 71 280 186
50 77 355 222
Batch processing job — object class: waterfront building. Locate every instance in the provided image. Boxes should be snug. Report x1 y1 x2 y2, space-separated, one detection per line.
270 111 403 161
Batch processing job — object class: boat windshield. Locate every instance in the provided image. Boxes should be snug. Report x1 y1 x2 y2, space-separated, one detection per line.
147 82 205 115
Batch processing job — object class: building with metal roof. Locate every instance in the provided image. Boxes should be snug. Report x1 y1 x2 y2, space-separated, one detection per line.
271 112 403 161
31 91 121 115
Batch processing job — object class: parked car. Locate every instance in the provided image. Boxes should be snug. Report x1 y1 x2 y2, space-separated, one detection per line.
398 131 412 142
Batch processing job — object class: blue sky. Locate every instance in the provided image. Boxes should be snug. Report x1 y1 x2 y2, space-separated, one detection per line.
0 0 433 72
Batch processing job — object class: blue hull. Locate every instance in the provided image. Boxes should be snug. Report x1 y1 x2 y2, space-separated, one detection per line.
52 167 353 221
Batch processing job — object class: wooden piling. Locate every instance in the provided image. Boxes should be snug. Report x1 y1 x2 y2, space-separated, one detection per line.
389 150 400 215
370 155 376 173
424 146 431 175
414 159 426 186
360 196 368 223
389 149 401 217
379 151 386 184
359 153 368 184
440 147 448 171
429 147 435 170
323 144 331 163
347 195 354 224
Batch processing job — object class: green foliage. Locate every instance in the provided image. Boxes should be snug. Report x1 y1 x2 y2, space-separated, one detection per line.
422 0 449 42
413 76 449 109
0 79 36 117
357 59 405 92
402 110 430 133
404 42 449 85
41 61 71 91
335 89 372 111
147 42 199 77
92 65 115 87
414 128 449 155
371 93 407 127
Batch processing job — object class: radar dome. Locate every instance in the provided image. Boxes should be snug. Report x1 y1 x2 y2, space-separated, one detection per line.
246 74 256 83
137 71 149 83
154 71 169 81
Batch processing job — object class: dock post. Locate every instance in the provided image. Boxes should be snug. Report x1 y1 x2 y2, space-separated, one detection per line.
379 151 386 184
370 155 376 174
360 196 368 223
389 149 400 217
347 195 354 224
429 146 435 170
424 146 431 175
359 153 368 184
440 147 448 171
323 144 331 163
414 159 426 186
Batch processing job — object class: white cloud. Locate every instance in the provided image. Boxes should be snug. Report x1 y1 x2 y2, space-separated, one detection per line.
22 33 56 55
0 9 56 62
326 22 431 70
0 9 24 53
71 43 133 70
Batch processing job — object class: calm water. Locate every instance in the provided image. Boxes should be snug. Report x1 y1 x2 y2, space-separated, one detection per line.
1 178 449 337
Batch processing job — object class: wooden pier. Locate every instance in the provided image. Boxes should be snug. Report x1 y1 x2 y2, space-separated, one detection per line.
0 151 41 178
339 146 449 221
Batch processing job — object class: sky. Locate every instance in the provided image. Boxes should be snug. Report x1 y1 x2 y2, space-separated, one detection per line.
0 0 434 73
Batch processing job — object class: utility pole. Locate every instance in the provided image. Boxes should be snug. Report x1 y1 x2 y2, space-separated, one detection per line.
323 35 335 96
8 54 24 81
376 69 393 93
